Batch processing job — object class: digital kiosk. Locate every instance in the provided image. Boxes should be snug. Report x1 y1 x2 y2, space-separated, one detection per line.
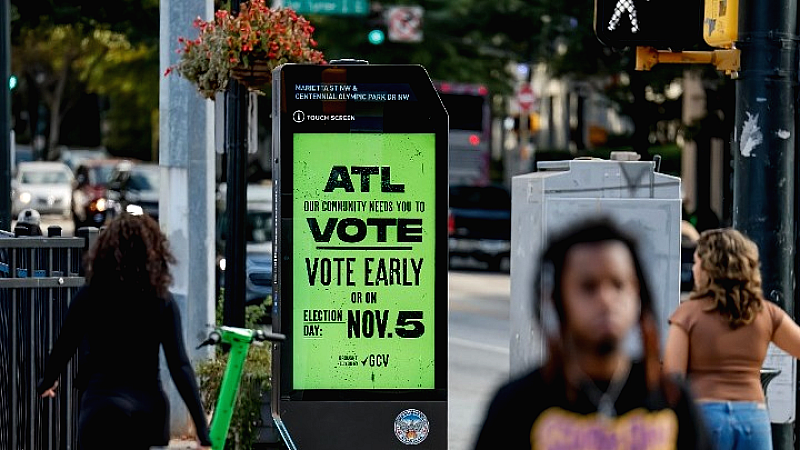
271 62 448 448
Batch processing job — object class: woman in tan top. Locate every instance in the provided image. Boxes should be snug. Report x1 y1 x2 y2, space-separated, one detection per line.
664 228 800 450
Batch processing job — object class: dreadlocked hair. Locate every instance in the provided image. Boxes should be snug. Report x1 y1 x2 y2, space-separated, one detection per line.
85 213 176 298
691 228 764 329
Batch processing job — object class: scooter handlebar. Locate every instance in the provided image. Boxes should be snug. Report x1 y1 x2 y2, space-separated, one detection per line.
196 330 221 349
197 327 285 348
254 330 286 342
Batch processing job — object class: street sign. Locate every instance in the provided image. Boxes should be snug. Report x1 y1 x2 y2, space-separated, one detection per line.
387 6 424 43
272 63 448 448
704 0 738 48
282 0 368 16
594 0 705 50
518 84 535 111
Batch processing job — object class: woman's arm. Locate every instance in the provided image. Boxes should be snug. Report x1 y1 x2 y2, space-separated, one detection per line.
161 298 213 447
771 309 800 359
663 323 690 376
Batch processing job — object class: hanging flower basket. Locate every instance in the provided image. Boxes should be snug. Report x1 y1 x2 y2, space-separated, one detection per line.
230 60 274 90
165 0 326 99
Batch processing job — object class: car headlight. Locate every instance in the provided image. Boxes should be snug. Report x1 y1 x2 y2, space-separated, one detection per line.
18 192 31 204
126 204 144 216
89 198 107 212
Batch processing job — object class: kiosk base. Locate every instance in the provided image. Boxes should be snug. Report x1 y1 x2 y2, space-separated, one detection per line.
277 400 447 449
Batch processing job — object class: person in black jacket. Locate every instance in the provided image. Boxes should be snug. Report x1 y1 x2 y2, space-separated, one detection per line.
38 213 211 450
474 219 712 449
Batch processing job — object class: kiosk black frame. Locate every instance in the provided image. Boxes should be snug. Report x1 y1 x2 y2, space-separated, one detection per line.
271 63 448 448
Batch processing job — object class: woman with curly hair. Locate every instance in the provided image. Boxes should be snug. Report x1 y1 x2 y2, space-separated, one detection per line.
37 213 211 450
664 228 800 450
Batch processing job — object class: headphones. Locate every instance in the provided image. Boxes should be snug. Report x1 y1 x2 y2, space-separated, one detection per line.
538 260 561 338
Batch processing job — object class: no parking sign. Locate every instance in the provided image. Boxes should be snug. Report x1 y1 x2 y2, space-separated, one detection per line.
387 6 424 43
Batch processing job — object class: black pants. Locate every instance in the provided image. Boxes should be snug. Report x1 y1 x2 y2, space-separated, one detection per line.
78 385 169 450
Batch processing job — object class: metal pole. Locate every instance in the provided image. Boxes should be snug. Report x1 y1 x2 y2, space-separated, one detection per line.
222 0 248 328
0 0 12 230
732 0 797 447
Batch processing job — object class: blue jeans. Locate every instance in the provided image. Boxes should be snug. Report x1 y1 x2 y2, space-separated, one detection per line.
698 401 772 450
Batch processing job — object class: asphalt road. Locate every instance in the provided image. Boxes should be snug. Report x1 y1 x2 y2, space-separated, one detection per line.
448 267 510 450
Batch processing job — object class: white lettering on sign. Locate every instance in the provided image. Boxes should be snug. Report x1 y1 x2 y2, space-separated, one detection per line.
607 0 640 33
293 84 413 102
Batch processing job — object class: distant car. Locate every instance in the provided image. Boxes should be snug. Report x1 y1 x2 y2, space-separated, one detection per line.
448 184 512 271
106 162 160 220
60 147 110 172
216 182 274 315
11 161 74 217
71 159 126 229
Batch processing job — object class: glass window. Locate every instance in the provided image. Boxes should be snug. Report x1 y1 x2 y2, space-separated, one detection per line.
128 168 160 191
21 169 71 185
93 166 116 186
449 186 511 210
219 210 274 244
439 93 485 131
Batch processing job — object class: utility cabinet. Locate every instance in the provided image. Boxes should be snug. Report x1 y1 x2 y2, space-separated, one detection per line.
510 157 682 377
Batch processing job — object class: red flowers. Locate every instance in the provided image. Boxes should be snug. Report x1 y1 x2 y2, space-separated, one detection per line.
166 0 326 99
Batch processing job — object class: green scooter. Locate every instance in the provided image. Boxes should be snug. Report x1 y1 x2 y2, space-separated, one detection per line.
197 326 291 450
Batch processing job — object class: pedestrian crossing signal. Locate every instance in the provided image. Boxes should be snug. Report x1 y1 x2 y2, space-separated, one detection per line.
594 0 705 50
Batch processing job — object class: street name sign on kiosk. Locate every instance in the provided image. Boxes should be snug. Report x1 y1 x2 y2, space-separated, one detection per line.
271 62 448 448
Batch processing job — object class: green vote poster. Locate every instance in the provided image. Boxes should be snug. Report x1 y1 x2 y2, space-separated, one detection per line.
292 133 436 389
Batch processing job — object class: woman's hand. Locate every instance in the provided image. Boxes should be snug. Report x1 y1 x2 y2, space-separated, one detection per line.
40 380 59 398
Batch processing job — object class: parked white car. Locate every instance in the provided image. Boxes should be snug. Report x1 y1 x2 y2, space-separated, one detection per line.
11 161 75 217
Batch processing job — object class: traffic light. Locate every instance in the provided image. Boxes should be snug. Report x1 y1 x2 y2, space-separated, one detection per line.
366 2 385 45
8 75 17 90
368 29 385 45
594 0 705 50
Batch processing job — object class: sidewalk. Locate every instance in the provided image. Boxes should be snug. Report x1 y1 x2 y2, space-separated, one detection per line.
163 439 281 449
161 440 203 449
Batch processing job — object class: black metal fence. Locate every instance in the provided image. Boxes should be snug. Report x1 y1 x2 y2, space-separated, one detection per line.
0 228 94 450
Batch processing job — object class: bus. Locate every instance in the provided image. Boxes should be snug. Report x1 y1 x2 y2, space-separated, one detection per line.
433 81 492 186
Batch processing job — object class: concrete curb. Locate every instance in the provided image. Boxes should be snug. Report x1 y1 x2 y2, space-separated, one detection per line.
151 440 201 449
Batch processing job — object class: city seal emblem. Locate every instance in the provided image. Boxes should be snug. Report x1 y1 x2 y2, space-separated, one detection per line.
394 408 430 445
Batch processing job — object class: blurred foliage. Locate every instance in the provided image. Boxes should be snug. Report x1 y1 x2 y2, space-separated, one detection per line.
10 0 160 47
10 0 159 160
9 0 732 161
11 24 122 158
